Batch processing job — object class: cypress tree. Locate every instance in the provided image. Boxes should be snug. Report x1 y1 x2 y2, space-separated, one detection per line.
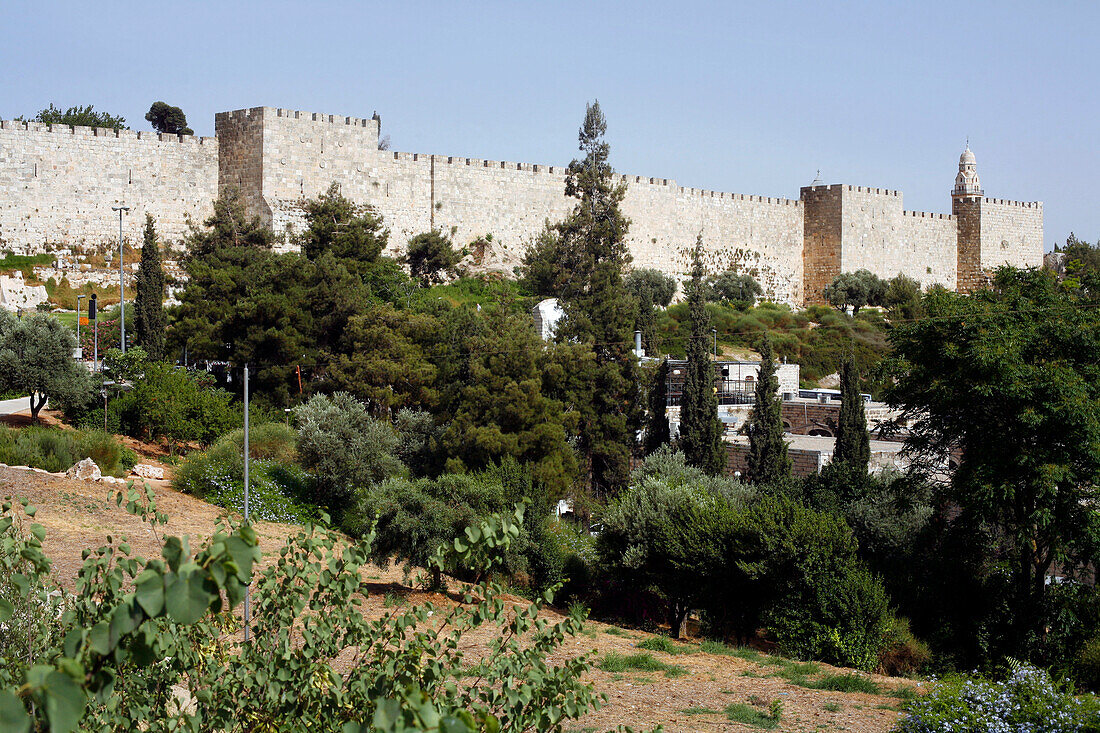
133 214 167 361
678 237 726 474
555 101 640 495
833 355 870 472
635 286 659 358
644 358 671 455
746 335 791 484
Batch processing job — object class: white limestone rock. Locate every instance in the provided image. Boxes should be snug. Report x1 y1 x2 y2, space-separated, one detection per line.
132 463 165 480
65 458 101 482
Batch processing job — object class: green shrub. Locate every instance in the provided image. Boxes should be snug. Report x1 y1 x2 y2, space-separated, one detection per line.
107 362 239 448
347 471 508 588
3 427 78 473
172 429 315 524
712 494 891 670
0 426 133 476
294 392 403 511
77 430 137 477
547 519 597 603
765 563 891 671
878 616 931 676
0 522 65 674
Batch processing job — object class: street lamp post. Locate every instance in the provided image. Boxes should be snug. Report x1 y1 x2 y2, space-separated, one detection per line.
90 293 99 371
111 205 130 353
712 328 718 358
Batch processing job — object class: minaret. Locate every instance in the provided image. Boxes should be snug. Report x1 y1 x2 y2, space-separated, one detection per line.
952 143 983 198
952 143 984 293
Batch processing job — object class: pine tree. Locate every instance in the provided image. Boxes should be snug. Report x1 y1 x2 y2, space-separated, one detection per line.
133 214 167 361
677 237 726 474
746 336 791 484
555 101 640 495
833 355 870 472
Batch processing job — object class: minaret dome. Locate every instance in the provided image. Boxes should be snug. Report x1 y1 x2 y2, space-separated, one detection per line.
953 143 982 197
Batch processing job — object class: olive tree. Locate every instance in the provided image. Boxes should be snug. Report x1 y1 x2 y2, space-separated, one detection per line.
0 312 92 422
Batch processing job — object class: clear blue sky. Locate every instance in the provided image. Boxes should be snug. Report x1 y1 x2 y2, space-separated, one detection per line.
3 0 1096 250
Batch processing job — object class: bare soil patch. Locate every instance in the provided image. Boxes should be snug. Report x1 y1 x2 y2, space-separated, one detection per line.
0 465 913 732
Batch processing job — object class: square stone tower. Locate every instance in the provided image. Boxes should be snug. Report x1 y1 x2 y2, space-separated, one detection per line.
215 107 380 240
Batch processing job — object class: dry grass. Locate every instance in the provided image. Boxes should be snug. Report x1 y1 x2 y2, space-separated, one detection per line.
0 463 916 733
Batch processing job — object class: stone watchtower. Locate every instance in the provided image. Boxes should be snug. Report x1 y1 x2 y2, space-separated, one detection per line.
952 144 1043 292
952 145 986 291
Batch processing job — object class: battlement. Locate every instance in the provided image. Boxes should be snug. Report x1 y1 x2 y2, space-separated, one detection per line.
680 186 801 205
0 119 216 145
799 183 901 197
382 150 798 204
848 185 901 196
902 210 955 220
953 195 1043 210
982 197 1042 209
271 107 376 128
215 106 377 130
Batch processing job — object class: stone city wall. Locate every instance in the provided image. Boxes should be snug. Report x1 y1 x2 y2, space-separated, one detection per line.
228 107 806 302
978 198 1044 272
896 210 959 291
0 106 1042 308
0 120 218 249
837 185 958 290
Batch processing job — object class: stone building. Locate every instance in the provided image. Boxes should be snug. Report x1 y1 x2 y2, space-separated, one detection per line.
0 106 1043 305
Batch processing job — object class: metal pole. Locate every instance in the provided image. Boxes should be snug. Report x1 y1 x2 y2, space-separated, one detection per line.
119 210 125 354
76 295 84 355
112 205 129 353
93 305 98 371
243 363 250 642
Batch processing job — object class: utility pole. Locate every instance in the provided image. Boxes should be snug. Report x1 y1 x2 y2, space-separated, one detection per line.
111 204 130 353
243 363 251 642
